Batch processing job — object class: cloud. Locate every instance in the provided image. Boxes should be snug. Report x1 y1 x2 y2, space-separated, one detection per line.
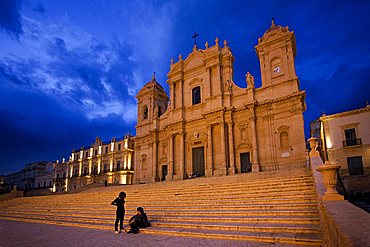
0 15 140 123
33 3 45 14
0 0 23 37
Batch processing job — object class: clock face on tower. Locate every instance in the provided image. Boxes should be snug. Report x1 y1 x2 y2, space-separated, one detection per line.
273 66 281 74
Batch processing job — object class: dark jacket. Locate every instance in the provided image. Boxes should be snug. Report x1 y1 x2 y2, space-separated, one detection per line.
129 213 150 228
111 197 125 212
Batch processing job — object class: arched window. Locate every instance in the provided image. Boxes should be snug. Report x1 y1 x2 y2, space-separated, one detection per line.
192 86 201 105
143 105 148 119
280 131 289 148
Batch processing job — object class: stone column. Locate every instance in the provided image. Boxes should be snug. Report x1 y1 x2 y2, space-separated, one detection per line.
167 135 174 180
207 67 212 98
110 156 113 172
88 159 92 175
79 161 82 176
228 122 235 174
127 152 132 170
250 108 260 172
207 125 213 176
153 140 158 182
98 157 101 174
169 84 174 110
180 81 183 108
179 132 185 179
220 122 227 175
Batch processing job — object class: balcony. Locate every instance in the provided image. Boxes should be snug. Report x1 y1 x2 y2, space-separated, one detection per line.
343 138 362 147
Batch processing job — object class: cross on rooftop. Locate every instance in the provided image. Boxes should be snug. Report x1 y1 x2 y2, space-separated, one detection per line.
192 32 199 46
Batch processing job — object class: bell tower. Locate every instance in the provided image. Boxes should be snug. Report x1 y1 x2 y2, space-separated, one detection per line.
255 19 299 95
135 74 169 136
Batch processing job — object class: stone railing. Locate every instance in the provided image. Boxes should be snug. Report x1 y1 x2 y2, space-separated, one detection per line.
0 189 23 202
308 137 370 247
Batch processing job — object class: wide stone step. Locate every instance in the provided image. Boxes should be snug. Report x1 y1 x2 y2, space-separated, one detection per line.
76 181 315 196
73 179 314 197
124 180 314 194
1 207 318 217
2 194 315 208
0 168 321 246
140 227 322 246
1 195 317 210
151 215 320 225
0 212 320 225
21 185 314 200
0 215 321 246
5 202 317 212
125 188 315 198
152 221 321 234
2 198 317 211
23 190 316 203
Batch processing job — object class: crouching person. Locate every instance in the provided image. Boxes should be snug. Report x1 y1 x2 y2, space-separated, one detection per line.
127 207 150 234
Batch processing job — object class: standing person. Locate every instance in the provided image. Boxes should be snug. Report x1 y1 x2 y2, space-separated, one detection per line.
111 191 126 233
127 207 150 234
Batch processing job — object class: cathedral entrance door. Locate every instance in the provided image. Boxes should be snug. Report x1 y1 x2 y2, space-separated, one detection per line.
240 152 252 173
192 147 205 177
161 165 168 181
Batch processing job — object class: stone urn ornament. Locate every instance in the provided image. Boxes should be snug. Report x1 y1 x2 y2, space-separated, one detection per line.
316 161 344 201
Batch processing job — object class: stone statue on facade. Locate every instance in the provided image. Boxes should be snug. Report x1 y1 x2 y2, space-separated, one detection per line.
246 72 255 88
224 80 232 93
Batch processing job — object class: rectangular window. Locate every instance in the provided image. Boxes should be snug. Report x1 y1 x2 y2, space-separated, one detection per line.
95 149 98 156
118 143 121 150
343 128 361 146
347 156 364 176
117 161 121 171
192 86 201 105
345 128 356 140
105 147 108 153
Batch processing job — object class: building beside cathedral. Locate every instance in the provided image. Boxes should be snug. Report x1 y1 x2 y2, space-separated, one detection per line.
134 20 307 183
53 135 134 192
310 104 370 197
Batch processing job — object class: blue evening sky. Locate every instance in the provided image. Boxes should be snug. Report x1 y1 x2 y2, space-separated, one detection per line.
0 0 369 174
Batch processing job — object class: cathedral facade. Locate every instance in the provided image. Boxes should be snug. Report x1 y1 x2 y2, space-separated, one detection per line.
134 20 306 183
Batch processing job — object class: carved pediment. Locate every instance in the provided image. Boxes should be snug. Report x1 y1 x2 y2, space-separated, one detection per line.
159 156 167 163
184 52 205 71
168 62 182 76
237 142 252 149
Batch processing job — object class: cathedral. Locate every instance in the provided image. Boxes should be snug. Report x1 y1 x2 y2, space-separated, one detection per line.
134 20 306 183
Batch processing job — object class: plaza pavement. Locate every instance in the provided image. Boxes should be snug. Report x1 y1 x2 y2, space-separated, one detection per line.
0 220 292 247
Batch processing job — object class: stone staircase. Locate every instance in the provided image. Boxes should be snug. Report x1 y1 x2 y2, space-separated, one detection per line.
0 168 322 246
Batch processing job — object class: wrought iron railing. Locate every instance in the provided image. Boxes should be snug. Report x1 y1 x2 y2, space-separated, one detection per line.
343 138 362 147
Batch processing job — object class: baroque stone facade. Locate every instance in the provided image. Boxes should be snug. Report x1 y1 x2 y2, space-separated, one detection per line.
134 20 307 184
59 135 135 191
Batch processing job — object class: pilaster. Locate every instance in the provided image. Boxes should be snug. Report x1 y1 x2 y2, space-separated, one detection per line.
250 106 260 172
206 125 213 176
